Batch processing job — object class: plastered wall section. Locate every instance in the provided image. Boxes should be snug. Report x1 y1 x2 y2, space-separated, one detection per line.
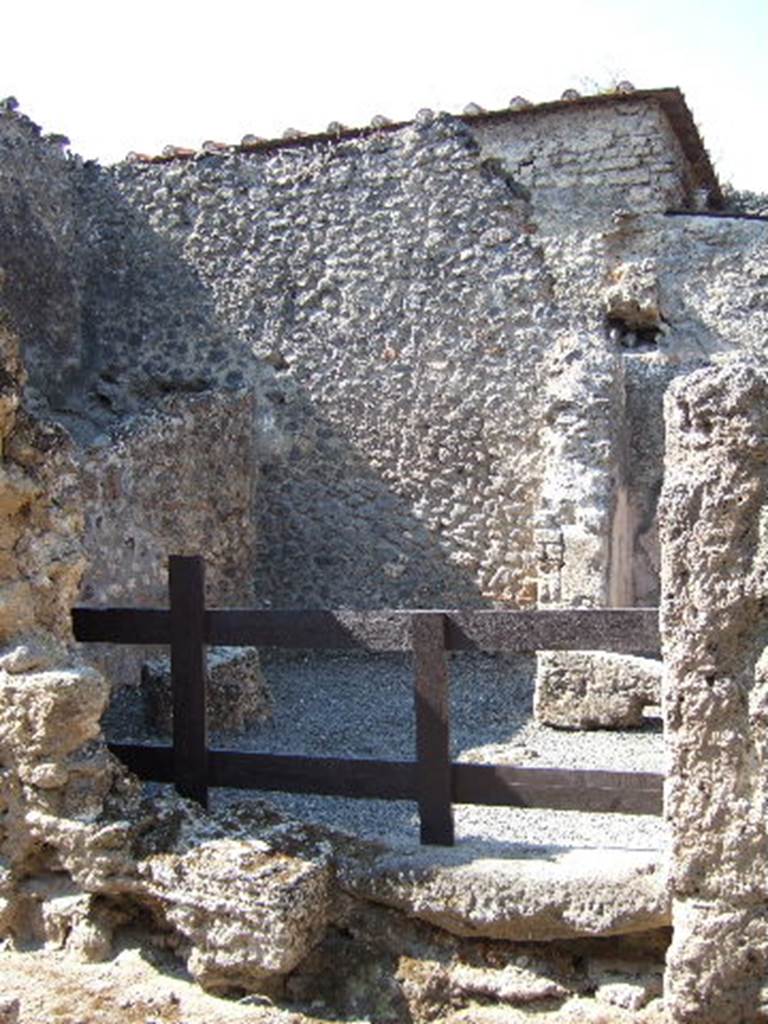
535 334 628 609
619 216 768 607
657 216 768 359
105 115 563 608
661 362 768 1024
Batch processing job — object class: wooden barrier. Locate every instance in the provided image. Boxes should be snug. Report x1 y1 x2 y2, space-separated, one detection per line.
73 555 664 844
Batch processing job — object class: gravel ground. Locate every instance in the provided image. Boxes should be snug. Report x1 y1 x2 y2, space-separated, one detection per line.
203 650 669 854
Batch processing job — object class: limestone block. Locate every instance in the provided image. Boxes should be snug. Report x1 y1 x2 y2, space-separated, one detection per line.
535 651 661 729
660 362 768 1022
338 845 670 941
665 901 768 1024
0 654 140 884
139 835 332 992
0 634 67 675
12 876 120 962
448 961 569 1004
0 666 109 770
594 978 660 1011
0 639 332 994
141 646 270 735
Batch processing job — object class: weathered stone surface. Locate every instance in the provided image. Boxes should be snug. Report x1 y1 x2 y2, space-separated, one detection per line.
291 887 670 1022
140 834 331 992
78 390 262 611
338 844 670 941
535 651 661 729
0 648 331 991
0 325 85 644
141 646 270 735
660 361 768 1023
77 389 264 691
12 876 121 962
535 334 627 611
472 97 693 230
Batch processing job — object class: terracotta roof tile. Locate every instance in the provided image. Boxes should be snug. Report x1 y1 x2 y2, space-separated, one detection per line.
121 86 721 204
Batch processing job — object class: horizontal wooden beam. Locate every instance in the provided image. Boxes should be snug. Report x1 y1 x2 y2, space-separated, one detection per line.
80 607 659 653
208 751 416 799
452 763 663 815
106 743 663 815
206 609 411 650
443 609 659 654
108 741 174 780
73 607 171 644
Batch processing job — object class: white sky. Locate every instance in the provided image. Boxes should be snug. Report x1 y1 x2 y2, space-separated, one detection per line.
3 0 767 190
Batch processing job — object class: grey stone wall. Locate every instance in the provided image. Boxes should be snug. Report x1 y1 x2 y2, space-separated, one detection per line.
661 361 768 1023
0 107 85 416
4 94 766 620
105 115 563 608
473 99 692 230
77 389 262 686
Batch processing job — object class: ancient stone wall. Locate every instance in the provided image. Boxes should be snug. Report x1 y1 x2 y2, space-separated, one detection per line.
0 320 84 643
473 99 692 230
661 361 768 1023
7 95 758 615
0 107 86 419
104 114 563 608
77 389 262 688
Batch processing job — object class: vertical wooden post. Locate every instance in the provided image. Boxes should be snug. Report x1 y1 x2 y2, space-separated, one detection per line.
412 612 454 845
169 555 208 808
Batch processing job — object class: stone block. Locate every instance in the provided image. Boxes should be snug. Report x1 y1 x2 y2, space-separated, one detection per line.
139 829 333 993
141 646 270 735
339 845 669 942
535 650 661 729
660 362 768 1022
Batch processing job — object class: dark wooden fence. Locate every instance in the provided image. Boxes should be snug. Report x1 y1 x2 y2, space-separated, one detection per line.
72 555 664 845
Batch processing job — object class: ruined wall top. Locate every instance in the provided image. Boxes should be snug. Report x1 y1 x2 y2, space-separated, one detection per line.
114 86 720 212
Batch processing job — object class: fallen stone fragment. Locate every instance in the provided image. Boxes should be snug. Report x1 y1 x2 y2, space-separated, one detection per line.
338 843 670 941
141 646 271 735
138 834 332 992
535 651 661 729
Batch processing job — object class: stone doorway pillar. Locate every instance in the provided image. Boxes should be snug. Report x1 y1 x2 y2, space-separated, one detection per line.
661 361 768 1023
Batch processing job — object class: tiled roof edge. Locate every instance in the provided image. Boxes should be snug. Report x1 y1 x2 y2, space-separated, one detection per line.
122 86 723 206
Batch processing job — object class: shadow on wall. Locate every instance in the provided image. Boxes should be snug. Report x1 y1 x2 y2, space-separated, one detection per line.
254 384 499 609
73 157 544 612
70 165 270 433
3 116 549 616
51 173 495 614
